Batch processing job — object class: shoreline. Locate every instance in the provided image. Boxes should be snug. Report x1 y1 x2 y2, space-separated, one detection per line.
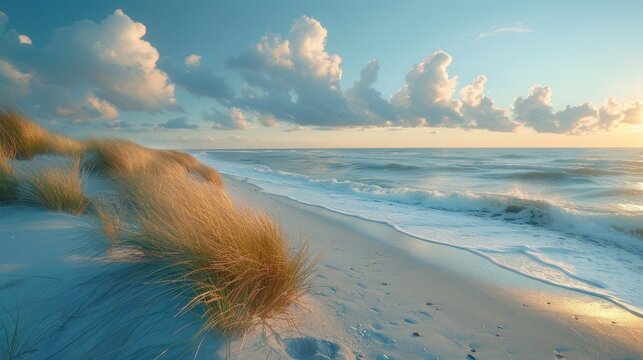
224 174 643 359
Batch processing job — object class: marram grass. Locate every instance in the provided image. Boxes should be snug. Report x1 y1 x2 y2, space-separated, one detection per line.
111 173 314 336
0 104 314 339
0 149 19 202
0 106 84 159
85 139 224 187
22 158 89 214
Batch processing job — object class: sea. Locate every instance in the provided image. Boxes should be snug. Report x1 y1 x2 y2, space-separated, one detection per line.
195 148 643 315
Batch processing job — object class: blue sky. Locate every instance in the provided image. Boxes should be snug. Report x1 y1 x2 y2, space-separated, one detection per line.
1 0 641 147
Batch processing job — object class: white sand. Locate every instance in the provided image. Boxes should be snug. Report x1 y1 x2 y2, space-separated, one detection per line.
0 169 641 359
223 175 643 360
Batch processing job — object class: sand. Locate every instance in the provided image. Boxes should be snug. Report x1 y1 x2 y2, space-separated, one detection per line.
0 170 641 359
223 175 643 360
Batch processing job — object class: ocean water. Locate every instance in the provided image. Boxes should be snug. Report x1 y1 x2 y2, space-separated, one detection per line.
195 148 643 315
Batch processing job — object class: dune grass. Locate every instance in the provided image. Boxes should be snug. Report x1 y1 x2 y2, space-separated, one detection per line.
1 104 313 338
22 158 89 214
109 173 313 336
0 149 19 202
85 139 224 187
0 107 84 159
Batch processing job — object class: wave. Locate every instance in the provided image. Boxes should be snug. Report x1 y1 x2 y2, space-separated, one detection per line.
254 165 643 243
353 162 422 171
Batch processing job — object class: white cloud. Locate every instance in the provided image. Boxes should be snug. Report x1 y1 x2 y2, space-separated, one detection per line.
0 58 32 86
460 75 516 132
392 51 466 127
56 95 119 121
18 34 31 45
288 16 342 82
0 9 177 121
513 86 597 133
204 107 250 130
185 54 201 66
478 22 534 39
595 97 643 129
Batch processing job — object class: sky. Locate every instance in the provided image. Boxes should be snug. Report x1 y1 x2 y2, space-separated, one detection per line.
0 0 642 148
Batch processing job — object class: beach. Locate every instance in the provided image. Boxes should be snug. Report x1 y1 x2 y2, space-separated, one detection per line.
224 174 643 359
1 162 642 359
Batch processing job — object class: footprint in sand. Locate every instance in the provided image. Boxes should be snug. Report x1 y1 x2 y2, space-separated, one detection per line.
284 336 353 360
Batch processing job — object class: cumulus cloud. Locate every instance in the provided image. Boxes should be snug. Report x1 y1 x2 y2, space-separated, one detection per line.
460 75 516 131
513 86 597 133
203 107 250 130
228 16 371 127
159 116 199 129
392 51 466 127
0 9 176 121
227 21 517 132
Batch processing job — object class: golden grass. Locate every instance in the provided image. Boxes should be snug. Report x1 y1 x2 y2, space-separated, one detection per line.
1 104 312 338
93 200 124 244
22 158 89 214
85 139 224 186
0 107 84 159
0 149 19 202
112 173 313 336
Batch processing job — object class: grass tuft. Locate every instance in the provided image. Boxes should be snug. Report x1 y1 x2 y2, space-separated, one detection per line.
85 139 224 186
114 174 313 336
0 149 19 202
0 106 84 159
92 200 125 244
22 158 89 214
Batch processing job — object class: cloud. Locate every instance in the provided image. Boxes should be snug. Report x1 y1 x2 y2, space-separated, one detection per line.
185 54 201 66
56 94 120 121
258 115 279 127
164 55 233 100
225 16 643 134
594 97 643 130
159 116 199 129
0 9 177 121
478 22 534 39
513 86 597 133
18 34 31 45
392 51 466 127
460 75 516 131
103 120 130 130
203 107 250 130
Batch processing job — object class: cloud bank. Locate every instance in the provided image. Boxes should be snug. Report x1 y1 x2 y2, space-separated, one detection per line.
224 16 640 133
0 10 639 134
